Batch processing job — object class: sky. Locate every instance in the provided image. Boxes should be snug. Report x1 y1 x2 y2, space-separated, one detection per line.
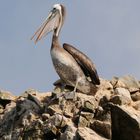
0 0 140 95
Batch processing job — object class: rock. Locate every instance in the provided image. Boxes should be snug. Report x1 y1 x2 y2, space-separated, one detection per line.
76 92 98 112
98 78 113 90
95 89 112 105
21 111 38 126
95 106 111 122
131 92 140 101
110 88 132 105
43 114 69 139
77 127 108 140
0 106 16 138
45 114 68 128
0 90 16 108
42 113 50 120
108 103 140 140
47 99 76 118
0 75 140 139
0 104 4 114
110 76 126 88
4 101 16 114
110 77 119 88
90 120 111 139
60 124 77 140
63 101 77 118
0 90 16 101
52 85 73 98
114 75 140 92
22 89 52 103
83 101 96 112
27 93 43 108
81 111 94 121
46 104 62 115
22 119 44 139
78 116 89 127
115 88 131 98
133 101 140 111
21 88 38 97
16 97 42 116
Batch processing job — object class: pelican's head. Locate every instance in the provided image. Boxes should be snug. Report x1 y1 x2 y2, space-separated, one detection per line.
31 4 65 43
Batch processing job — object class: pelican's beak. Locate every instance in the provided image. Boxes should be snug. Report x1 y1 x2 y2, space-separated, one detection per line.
31 8 59 43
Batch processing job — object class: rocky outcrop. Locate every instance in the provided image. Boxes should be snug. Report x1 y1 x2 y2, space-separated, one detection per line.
0 75 140 140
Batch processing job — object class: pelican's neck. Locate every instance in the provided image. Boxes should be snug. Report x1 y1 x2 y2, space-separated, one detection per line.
52 33 59 47
52 11 63 48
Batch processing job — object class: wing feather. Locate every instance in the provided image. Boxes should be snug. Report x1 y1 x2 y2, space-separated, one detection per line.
63 43 100 85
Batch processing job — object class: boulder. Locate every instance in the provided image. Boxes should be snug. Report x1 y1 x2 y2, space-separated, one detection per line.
0 90 16 108
77 127 108 140
90 120 111 139
108 103 140 140
110 88 132 105
131 92 140 101
112 75 140 92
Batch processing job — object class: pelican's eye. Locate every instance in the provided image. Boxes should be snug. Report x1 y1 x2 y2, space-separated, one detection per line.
52 7 57 12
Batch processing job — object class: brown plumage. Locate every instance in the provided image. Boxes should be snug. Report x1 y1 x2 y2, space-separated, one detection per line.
31 4 100 95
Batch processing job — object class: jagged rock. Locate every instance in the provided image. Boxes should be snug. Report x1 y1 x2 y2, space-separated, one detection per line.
95 106 111 122
4 101 16 114
47 113 68 128
21 88 38 97
80 111 94 122
110 77 118 87
110 76 126 88
78 116 89 127
76 92 98 112
98 78 113 90
42 113 50 120
21 111 38 126
112 75 140 92
52 85 73 98
0 75 140 139
131 91 140 101
0 90 16 108
108 103 140 140
90 120 111 139
77 127 108 140
16 96 42 117
47 104 63 115
110 88 132 105
0 106 16 138
115 88 131 98
62 100 77 118
95 89 112 105
0 90 16 101
60 124 77 140
133 101 140 111
22 119 44 139
43 114 69 139
22 89 52 103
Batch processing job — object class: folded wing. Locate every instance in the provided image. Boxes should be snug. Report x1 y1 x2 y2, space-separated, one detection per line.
63 43 100 85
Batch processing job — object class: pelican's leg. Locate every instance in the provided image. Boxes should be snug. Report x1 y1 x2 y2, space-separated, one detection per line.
64 78 80 100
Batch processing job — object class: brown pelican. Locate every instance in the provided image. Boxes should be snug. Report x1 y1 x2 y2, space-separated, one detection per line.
31 4 100 96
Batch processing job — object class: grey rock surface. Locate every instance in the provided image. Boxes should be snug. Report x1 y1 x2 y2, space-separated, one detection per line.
0 75 140 140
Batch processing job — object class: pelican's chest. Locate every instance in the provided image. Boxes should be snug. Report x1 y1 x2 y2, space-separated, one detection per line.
50 47 75 66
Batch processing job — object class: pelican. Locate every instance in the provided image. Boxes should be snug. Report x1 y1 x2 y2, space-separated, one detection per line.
31 4 100 96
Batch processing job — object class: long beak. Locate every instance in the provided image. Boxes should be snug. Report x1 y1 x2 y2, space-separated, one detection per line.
31 10 59 43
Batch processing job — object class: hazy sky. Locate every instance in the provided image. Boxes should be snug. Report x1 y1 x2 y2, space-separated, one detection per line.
0 0 140 95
